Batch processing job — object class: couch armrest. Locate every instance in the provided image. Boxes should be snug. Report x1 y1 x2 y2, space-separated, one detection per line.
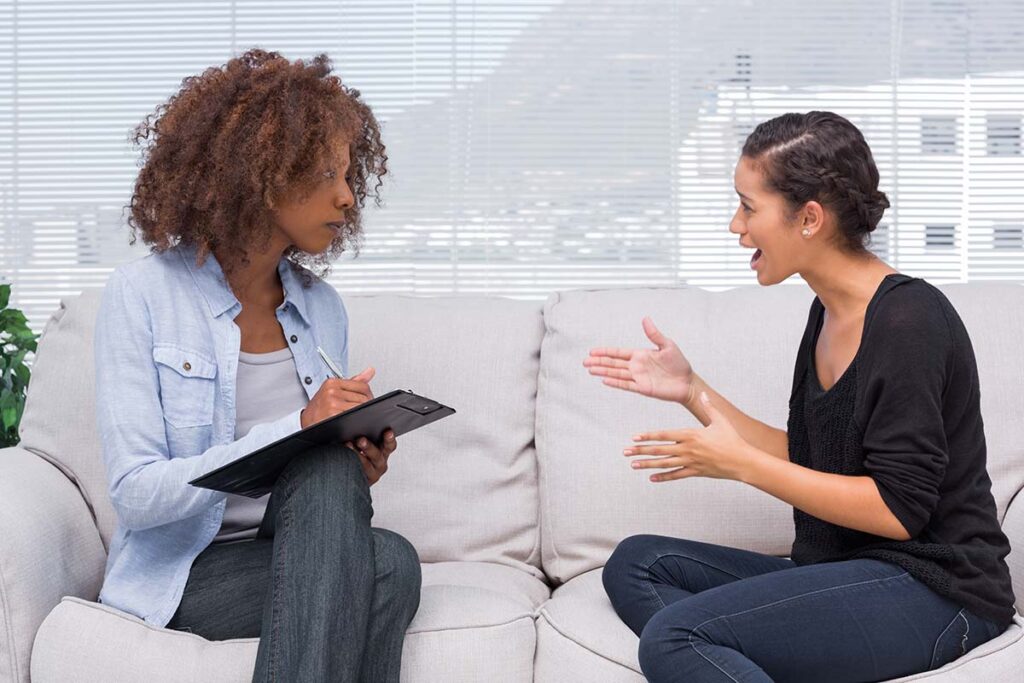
1003 486 1024 615
0 447 106 683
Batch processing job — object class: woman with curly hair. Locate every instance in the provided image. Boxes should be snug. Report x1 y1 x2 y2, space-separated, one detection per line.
93 49 420 682
588 111 1014 681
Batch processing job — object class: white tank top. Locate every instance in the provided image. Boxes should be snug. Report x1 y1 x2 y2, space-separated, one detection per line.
212 345 309 544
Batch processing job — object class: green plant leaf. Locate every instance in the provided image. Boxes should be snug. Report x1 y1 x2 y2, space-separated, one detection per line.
0 308 28 327
0 389 16 431
8 322 33 337
0 284 32 443
14 362 30 387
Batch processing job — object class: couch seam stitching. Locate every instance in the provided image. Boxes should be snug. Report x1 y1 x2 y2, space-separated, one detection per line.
537 290 563 582
406 613 536 636
537 607 641 675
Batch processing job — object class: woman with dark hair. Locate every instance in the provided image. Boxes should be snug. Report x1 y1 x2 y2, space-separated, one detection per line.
588 111 1014 682
94 50 420 682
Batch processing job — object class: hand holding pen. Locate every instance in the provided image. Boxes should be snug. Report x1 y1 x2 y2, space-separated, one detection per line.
302 346 397 486
299 346 376 429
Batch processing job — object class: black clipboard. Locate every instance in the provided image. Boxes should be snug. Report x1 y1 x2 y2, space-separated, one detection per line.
188 389 455 498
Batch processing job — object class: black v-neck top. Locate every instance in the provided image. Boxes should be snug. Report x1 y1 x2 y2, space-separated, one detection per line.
787 273 1016 629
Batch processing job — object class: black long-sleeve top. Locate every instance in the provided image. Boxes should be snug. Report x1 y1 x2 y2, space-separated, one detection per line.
787 273 1016 630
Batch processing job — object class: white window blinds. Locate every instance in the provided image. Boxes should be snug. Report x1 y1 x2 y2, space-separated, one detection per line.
1 0 1022 331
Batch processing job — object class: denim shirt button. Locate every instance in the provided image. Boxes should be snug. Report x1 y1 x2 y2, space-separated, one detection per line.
304 376 312 385
182 361 191 372
290 335 298 343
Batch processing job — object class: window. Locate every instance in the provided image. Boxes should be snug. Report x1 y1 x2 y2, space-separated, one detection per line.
986 115 1022 156
869 223 891 260
993 225 1023 250
926 224 957 250
920 116 958 155
2 0 1023 332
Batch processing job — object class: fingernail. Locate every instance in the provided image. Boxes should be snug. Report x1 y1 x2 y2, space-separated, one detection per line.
623 449 633 455
631 462 639 469
700 391 709 403
632 435 642 441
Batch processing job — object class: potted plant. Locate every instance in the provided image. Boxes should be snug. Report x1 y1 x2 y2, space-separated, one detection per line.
1 284 38 448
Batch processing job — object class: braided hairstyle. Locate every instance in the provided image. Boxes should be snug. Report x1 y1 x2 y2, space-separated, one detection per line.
741 111 890 255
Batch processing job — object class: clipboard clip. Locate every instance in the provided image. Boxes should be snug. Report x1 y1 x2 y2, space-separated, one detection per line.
397 395 444 416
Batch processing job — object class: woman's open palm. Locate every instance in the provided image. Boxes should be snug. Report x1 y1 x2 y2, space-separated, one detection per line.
584 317 695 404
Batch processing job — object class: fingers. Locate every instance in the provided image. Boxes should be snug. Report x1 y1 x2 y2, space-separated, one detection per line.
628 456 690 469
358 452 378 483
601 377 640 392
322 377 373 401
345 441 378 483
587 365 633 381
358 436 390 471
334 390 375 405
623 445 680 457
631 430 691 443
349 366 376 383
582 356 630 370
642 317 668 348
650 467 696 483
587 347 633 361
378 430 397 458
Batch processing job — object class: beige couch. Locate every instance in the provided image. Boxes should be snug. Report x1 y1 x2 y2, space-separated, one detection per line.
1 282 1022 682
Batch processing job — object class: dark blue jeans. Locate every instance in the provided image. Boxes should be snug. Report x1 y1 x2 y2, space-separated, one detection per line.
603 535 1003 683
167 444 421 683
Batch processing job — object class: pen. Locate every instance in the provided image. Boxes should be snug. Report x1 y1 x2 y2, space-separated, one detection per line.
316 345 346 380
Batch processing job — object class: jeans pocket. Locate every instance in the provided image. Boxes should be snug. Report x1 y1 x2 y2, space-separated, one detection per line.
930 608 968 670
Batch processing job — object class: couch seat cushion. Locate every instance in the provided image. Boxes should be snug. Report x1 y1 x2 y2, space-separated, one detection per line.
32 561 548 682
534 568 1024 683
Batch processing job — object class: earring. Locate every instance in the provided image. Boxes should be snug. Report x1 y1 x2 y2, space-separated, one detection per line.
802 229 811 237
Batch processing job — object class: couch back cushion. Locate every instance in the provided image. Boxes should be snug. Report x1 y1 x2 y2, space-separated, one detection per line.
19 288 545 576
344 295 544 574
536 283 1024 585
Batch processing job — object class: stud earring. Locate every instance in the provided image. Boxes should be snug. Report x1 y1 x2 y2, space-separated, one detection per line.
802 229 811 237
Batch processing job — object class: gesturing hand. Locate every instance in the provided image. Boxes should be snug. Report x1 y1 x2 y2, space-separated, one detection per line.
584 317 696 404
624 392 759 482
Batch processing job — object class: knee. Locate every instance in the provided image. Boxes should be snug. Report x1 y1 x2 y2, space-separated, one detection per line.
279 444 368 500
374 529 422 609
603 534 661 606
638 608 701 681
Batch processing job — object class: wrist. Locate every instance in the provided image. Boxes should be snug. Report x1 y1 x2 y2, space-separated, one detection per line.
681 373 703 410
737 444 775 487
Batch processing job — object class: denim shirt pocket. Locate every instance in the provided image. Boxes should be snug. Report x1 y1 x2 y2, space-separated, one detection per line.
152 345 218 429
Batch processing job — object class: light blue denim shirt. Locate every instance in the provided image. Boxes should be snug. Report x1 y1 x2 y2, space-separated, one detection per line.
93 242 349 627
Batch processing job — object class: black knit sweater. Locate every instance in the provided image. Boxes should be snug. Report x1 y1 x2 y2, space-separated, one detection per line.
787 273 1016 630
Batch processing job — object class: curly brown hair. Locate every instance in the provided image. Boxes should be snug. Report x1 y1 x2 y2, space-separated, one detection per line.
126 48 387 282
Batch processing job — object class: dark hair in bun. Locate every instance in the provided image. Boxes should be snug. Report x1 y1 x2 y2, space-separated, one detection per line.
742 111 890 254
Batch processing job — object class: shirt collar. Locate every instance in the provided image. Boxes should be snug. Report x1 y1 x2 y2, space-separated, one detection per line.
178 242 312 326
